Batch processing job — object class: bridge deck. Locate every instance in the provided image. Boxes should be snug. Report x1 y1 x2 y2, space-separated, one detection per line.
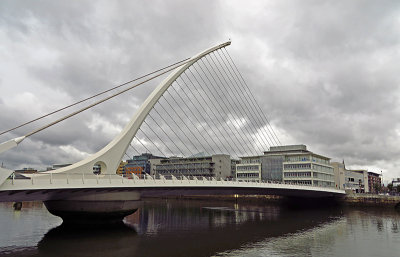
0 174 345 202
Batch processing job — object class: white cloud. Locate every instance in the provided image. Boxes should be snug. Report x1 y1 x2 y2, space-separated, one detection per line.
59 145 90 161
87 113 124 138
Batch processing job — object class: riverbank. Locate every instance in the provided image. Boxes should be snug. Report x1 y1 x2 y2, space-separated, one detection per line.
144 193 400 209
344 193 400 209
143 194 283 203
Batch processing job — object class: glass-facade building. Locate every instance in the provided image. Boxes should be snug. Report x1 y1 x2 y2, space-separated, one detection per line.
124 153 165 176
237 145 335 187
260 155 284 181
266 145 334 187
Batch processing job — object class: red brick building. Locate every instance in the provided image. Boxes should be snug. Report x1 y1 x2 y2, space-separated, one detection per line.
368 171 382 193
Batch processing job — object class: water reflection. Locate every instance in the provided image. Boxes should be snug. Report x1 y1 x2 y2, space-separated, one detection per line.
1 200 400 257
126 200 283 236
217 208 400 257
120 200 341 257
37 223 137 257
392 221 399 233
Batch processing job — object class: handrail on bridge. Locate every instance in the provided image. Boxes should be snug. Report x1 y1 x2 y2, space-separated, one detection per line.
7 172 342 192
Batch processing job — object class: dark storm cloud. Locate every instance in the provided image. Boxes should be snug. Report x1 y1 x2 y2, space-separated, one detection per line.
0 0 223 169
247 1 400 180
0 0 399 182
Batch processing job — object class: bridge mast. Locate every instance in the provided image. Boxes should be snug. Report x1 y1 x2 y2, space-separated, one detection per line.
0 41 231 178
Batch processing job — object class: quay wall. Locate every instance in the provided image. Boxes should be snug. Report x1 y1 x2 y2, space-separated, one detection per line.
344 193 400 209
144 193 400 209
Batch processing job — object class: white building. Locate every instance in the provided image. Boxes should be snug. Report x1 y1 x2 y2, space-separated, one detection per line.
345 170 365 193
236 145 335 187
150 154 235 180
393 178 400 187
236 156 261 181
331 161 370 192
277 145 334 187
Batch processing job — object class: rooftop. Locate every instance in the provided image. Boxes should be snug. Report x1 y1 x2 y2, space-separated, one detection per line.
262 145 330 160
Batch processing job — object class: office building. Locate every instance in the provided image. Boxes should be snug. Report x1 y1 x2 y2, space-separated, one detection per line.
260 155 284 181
331 162 346 189
45 163 72 171
367 171 382 193
124 153 164 176
236 145 335 187
14 167 38 174
270 145 334 187
331 161 382 193
345 169 365 193
150 154 234 180
392 178 400 187
236 156 261 181
332 162 365 192
116 161 127 175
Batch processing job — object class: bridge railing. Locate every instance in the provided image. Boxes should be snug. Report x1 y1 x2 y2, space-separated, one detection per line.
6 172 339 190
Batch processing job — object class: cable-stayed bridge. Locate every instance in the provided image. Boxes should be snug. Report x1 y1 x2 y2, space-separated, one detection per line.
0 41 344 222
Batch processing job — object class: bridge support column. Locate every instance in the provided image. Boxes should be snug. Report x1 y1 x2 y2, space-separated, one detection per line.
44 191 141 224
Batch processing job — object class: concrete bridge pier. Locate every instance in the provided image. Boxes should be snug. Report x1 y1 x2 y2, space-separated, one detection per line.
44 191 141 224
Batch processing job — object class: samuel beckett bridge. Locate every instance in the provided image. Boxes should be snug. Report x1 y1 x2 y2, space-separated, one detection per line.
0 41 344 222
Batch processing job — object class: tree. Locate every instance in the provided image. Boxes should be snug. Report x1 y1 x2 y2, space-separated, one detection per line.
397 185 400 193
388 183 393 192
373 182 382 194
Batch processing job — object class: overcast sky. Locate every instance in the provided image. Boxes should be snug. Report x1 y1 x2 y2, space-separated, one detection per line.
0 0 399 183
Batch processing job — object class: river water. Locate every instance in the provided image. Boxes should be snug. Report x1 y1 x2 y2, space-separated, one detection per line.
0 199 399 257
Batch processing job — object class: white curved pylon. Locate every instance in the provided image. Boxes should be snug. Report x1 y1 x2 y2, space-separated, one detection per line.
28 41 231 175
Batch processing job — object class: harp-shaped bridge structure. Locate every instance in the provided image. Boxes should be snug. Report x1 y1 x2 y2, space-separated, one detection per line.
0 41 344 223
